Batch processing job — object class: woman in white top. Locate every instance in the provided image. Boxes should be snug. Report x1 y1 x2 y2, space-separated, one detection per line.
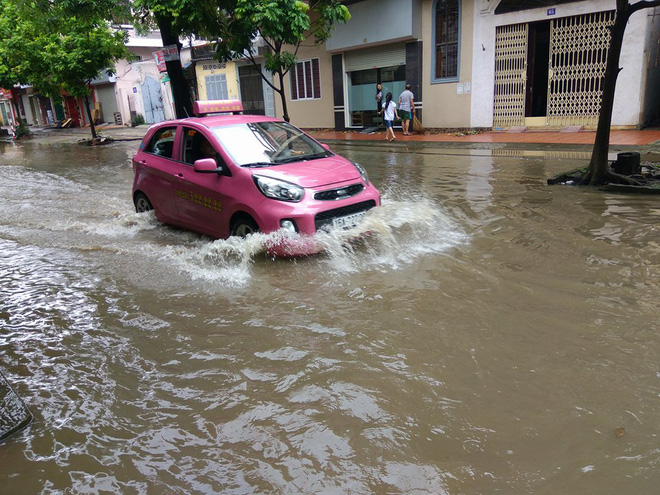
380 92 399 142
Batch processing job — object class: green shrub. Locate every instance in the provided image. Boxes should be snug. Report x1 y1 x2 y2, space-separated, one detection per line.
12 120 31 138
131 113 145 127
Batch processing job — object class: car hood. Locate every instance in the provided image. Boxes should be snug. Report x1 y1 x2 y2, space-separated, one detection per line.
250 156 360 188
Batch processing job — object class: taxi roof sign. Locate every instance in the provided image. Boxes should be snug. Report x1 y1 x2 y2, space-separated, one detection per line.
193 100 244 116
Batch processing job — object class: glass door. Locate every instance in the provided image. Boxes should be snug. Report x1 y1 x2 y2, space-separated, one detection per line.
347 65 406 128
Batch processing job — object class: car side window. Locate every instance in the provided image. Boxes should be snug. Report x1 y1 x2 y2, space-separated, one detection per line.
146 126 177 159
182 127 222 166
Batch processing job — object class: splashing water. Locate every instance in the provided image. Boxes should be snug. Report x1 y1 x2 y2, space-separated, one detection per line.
316 193 469 273
0 162 468 287
141 192 469 285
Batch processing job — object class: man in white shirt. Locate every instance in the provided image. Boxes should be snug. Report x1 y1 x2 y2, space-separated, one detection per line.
398 84 415 136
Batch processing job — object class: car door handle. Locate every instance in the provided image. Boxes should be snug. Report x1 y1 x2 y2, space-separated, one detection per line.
175 173 184 178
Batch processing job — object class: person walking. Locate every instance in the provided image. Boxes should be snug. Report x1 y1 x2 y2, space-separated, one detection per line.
398 83 415 136
380 92 398 142
375 83 383 113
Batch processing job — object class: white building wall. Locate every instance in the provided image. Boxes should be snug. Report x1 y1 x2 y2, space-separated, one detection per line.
20 94 34 125
642 7 660 125
471 0 649 128
111 27 198 124
114 47 176 124
618 10 649 126
326 0 422 51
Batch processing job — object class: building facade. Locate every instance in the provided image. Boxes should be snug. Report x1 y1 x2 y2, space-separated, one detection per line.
112 27 177 125
0 89 16 126
277 0 659 130
472 0 659 129
9 1 657 132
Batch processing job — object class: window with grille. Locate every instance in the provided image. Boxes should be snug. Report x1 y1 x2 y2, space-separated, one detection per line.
290 59 321 100
205 74 228 101
433 0 460 82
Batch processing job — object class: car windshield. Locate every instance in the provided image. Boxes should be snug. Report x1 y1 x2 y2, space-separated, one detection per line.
211 121 329 167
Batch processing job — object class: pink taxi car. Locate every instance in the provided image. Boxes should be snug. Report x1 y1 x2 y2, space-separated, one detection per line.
132 100 380 256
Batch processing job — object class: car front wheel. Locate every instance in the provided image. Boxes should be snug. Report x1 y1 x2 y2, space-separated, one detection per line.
134 192 153 213
231 216 259 237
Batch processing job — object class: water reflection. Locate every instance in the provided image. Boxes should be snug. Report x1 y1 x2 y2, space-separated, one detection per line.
465 158 494 213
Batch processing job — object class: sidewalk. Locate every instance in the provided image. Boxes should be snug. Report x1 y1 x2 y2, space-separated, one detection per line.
307 128 660 150
7 123 660 156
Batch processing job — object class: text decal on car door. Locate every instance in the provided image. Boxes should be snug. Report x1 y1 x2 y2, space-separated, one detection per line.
176 189 223 212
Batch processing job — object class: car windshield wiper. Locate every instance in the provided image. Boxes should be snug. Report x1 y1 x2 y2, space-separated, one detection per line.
240 162 273 168
306 151 331 159
275 152 330 164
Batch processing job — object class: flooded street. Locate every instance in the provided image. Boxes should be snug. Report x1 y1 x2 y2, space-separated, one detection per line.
1 138 659 494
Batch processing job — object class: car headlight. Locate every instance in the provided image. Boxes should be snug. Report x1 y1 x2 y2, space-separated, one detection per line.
353 161 370 185
253 175 304 202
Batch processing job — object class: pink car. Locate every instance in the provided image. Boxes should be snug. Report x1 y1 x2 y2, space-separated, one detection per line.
132 100 380 256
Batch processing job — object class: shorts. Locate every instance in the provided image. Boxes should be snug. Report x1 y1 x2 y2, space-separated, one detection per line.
399 110 410 120
385 120 394 128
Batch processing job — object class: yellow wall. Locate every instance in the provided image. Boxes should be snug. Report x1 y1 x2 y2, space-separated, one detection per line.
421 0 474 128
195 60 240 101
276 44 335 128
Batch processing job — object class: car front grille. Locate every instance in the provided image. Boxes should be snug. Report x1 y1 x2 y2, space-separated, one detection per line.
314 183 365 200
314 200 377 231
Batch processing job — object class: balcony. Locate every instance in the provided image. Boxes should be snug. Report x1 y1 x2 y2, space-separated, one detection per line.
326 0 422 52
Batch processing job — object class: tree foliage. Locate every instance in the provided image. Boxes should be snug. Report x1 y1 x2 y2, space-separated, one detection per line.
0 2 21 90
0 0 130 138
217 0 350 122
133 0 225 38
132 0 233 118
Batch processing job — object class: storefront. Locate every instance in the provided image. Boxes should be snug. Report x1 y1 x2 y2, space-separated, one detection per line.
492 10 616 128
0 89 16 126
237 63 272 116
325 0 422 131
344 45 407 128
91 73 120 124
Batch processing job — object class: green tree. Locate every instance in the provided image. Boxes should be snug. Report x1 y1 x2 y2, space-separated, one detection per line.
583 0 660 186
0 0 129 139
217 0 350 122
0 2 20 91
133 0 231 119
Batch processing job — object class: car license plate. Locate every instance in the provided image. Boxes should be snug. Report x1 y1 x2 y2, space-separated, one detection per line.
332 211 366 229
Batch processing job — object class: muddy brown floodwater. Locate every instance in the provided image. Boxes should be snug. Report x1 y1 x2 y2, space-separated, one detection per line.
1 139 659 494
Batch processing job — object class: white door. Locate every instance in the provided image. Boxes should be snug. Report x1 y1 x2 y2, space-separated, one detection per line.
141 77 165 123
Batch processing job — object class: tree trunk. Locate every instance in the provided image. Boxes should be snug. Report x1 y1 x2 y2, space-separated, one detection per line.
585 2 630 185
83 94 97 139
277 70 290 122
155 14 193 119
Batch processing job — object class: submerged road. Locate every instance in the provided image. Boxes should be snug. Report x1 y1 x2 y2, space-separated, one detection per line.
1 133 659 493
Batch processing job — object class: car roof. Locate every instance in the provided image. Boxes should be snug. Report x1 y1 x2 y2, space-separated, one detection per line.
153 113 281 130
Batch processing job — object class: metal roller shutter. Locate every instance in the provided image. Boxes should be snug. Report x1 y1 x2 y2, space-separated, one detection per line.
95 85 118 123
344 45 406 72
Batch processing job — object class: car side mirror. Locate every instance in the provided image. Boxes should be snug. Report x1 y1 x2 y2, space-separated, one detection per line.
321 143 330 151
194 158 224 174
